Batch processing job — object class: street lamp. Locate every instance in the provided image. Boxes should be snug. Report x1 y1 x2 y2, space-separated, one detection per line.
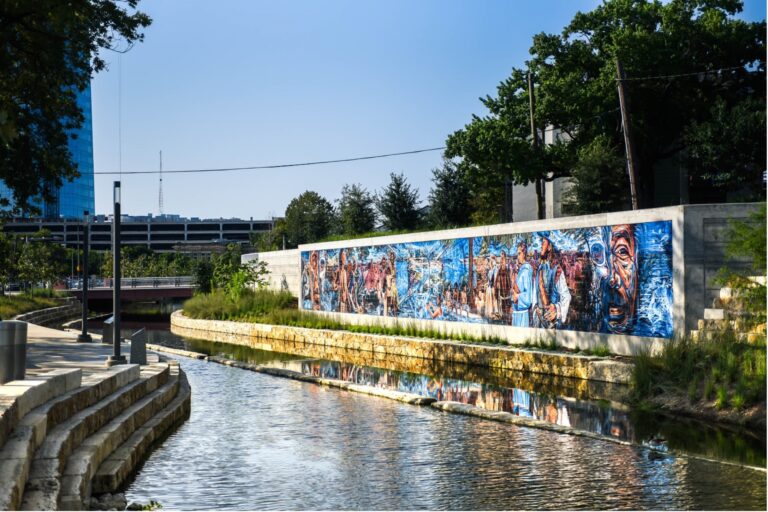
107 182 126 366
77 210 92 343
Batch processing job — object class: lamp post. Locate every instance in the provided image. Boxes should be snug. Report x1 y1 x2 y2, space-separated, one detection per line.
77 210 92 343
107 182 126 366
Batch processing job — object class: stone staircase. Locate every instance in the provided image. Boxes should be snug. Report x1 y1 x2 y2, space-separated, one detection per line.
0 361 190 511
689 276 767 343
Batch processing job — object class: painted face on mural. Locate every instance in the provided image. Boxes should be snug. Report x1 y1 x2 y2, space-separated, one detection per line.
607 224 637 333
541 237 552 259
517 242 527 264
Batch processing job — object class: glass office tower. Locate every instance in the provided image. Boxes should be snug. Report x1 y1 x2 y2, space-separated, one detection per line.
0 82 95 219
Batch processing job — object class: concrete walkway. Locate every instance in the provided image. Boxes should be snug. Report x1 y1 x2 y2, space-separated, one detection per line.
25 324 157 375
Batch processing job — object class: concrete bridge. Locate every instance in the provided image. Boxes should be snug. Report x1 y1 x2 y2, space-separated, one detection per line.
64 276 196 301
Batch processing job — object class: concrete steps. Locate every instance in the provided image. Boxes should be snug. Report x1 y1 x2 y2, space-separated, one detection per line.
689 276 767 343
92 364 191 496
0 359 191 511
0 367 133 511
19 364 169 511
58 367 182 510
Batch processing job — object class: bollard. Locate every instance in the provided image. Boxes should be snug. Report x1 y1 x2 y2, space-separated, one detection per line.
102 316 114 345
0 321 15 384
130 328 147 365
13 321 27 380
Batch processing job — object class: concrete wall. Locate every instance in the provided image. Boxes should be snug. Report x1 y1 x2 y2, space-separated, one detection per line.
293 203 761 355
682 203 762 332
242 249 300 297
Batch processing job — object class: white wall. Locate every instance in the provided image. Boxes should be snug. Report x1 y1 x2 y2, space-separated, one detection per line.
242 249 300 297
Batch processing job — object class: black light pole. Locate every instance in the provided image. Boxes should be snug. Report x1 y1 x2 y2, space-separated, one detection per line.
107 182 126 366
77 210 92 343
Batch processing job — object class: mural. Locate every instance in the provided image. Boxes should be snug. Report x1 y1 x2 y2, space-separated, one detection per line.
301 221 673 338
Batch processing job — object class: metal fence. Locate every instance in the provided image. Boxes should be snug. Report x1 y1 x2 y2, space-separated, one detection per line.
63 276 196 290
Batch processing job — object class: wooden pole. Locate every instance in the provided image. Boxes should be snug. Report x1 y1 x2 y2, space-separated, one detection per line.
528 72 545 219
615 59 640 210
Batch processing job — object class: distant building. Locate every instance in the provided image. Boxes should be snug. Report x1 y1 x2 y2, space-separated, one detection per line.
0 83 95 219
1 215 276 255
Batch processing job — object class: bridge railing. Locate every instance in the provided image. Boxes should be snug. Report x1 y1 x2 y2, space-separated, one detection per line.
63 276 196 290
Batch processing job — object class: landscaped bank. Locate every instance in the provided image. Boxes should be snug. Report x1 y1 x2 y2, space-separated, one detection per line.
170 310 632 384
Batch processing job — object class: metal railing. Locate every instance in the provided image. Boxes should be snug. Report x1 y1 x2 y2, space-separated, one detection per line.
63 276 196 290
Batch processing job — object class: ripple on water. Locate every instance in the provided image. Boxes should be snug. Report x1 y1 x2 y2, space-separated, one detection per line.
126 357 767 511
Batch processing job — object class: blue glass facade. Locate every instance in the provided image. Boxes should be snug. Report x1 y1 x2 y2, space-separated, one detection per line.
0 82 95 219
57 82 95 218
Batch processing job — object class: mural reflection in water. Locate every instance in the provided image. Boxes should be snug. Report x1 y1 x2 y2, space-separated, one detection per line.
301 221 673 338
300 360 635 443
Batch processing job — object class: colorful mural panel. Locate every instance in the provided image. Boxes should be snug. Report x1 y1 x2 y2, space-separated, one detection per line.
300 221 673 338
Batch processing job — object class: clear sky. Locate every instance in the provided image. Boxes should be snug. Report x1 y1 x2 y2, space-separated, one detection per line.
91 0 766 219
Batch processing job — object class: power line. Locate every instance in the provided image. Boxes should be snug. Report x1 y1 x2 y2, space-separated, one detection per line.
94 147 447 175
617 65 755 81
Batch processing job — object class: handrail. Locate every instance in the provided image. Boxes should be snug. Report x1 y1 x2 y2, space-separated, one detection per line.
62 276 196 290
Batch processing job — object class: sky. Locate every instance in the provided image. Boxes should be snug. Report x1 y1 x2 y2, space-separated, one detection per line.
91 0 767 220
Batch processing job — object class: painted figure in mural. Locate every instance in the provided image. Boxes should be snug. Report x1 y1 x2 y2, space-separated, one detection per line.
309 251 321 310
496 250 513 324
586 227 610 330
533 236 572 328
605 224 638 334
484 255 498 318
337 250 350 313
510 241 534 327
426 295 444 319
384 251 399 317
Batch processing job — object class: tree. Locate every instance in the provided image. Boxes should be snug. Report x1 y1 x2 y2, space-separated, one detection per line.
377 173 420 231
427 160 473 228
0 1 151 216
250 219 288 252
283 191 335 247
0 231 14 294
446 0 765 215
562 136 630 215
16 230 67 289
336 183 376 236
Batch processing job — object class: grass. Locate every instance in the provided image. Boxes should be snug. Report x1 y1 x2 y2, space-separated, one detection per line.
632 330 766 411
183 289 511 345
0 292 61 320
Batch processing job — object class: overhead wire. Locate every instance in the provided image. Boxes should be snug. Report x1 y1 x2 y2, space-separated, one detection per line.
94 147 447 176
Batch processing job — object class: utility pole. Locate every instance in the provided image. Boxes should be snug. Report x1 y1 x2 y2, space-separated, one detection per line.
615 59 640 210
528 71 545 220
159 150 164 216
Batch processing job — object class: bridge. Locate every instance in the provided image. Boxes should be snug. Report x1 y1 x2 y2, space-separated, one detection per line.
64 276 197 301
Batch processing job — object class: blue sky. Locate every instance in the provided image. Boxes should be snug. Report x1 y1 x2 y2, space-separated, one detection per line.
91 0 766 219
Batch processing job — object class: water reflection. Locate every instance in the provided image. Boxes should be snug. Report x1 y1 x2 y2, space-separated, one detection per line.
126 357 767 511
283 359 765 467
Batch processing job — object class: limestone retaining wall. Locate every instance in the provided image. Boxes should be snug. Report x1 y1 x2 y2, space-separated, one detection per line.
13 299 82 327
171 310 633 384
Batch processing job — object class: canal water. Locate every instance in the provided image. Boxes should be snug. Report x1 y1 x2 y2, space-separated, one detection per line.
94 318 766 510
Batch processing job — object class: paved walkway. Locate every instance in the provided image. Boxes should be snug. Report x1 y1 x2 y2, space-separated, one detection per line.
25 324 157 376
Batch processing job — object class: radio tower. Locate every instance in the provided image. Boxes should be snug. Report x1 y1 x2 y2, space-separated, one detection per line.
158 150 164 216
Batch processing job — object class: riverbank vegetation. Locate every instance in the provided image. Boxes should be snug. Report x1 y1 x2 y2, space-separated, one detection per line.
0 293 60 319
183 288 508 345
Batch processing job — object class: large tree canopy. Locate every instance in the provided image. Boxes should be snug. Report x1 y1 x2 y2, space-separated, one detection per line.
0 0 151 216
446 0 765 218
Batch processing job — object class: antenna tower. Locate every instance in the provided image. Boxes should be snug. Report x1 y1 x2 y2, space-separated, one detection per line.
159 150 164 215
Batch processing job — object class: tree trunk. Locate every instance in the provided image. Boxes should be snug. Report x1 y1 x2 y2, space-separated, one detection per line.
536 178 545 219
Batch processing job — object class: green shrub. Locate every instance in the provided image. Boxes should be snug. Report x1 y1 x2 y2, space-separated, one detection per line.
715 385 729 409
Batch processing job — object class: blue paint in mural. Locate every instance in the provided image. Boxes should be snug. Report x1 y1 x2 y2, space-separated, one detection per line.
300 221 674 338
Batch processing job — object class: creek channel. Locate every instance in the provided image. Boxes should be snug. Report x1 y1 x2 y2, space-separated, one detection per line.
85 314 766 510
